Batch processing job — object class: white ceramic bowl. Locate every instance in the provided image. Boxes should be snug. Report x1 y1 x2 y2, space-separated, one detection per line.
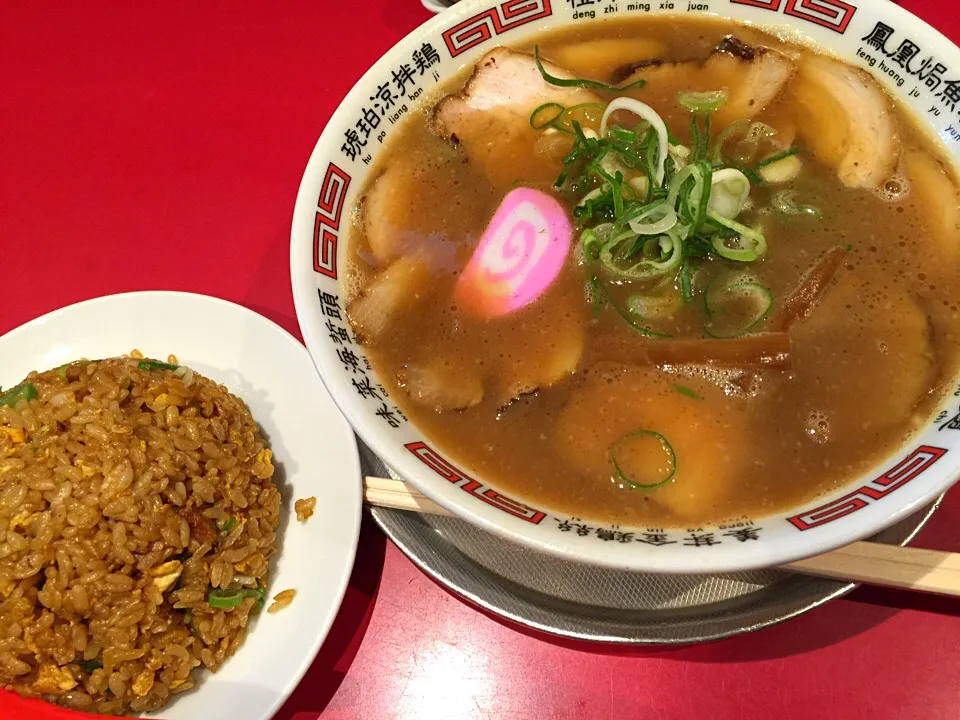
0 292 362 720
291 0 960 573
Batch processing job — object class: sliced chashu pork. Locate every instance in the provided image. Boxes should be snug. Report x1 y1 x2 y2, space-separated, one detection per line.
619 36 796 127
362 165 431 266
548 38 666 79
792 54 900 189
392 276 586 411
553 363 750 523
494 296 585 406
433 48 599 187
347 257 433 346
904 149 960 265
791 274 934 434
360 143 494 268
397 359 485 413
712 37 797 125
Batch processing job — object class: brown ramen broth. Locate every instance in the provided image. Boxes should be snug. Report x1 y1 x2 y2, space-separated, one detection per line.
345 17 960 528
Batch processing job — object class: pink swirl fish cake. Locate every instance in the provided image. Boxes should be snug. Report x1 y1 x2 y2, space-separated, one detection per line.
454 188 572 318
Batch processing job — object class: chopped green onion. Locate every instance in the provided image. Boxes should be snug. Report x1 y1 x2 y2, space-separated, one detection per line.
741 167 765 186
137 360 179 372
54 359 95 382
221 517 238 534
758 155 801 184
600 98 669 185
574 187 611 223
529 102 564 129
77 659 103 674
206 586 265 611
673 385 702 401
600 227 684 280
595 168 625 219
534 46 646 92
557 103 606 133
614 198 660 231
0 383 37 408
711 119 750 165
703 280 773 338
690 113 711 163
693 163 714 228
708 168 750 221
529 102 606 134
605 139 643 171
207 588 245 609
753 146 801 170
609 127 637 144
711 120 777 166
580 228 603 260
706 210 768 262
613 300 673 338
679 89 728 113
554 119 598 188
587 276 603 317
608 430 677 489
772 190 822 219
690 116 701 167
592 278 672 338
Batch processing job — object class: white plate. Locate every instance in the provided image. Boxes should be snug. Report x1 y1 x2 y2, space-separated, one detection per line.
0 291 362 720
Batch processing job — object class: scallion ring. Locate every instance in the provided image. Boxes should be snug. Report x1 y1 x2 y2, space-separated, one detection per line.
703 279 773 338
708 168 751 221
207 586 266 611
600 98 669 185
608 430 677 489
529 102 565 130
627 204 677 236
600 227 684 280
711 120 777 166
592 277 672 338
580 227 604 260
706 210 767 261
711 119 750 165
678 89 729 113
556 103 606 132
772 190 822 219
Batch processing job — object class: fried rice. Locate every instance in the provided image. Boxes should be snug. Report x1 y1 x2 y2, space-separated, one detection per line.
0 356 280 715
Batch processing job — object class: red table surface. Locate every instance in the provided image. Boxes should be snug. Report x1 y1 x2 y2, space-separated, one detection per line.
2 2 960 719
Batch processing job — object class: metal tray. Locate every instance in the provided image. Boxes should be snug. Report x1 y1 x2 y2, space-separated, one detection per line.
361 440 941 645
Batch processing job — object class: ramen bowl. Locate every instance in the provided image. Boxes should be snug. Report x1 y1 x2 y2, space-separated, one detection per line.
291 0 960 573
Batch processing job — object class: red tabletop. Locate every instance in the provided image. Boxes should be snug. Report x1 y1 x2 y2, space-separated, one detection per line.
3 2 960 719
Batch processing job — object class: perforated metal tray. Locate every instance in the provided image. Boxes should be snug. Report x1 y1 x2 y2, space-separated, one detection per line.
361 440 941 644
